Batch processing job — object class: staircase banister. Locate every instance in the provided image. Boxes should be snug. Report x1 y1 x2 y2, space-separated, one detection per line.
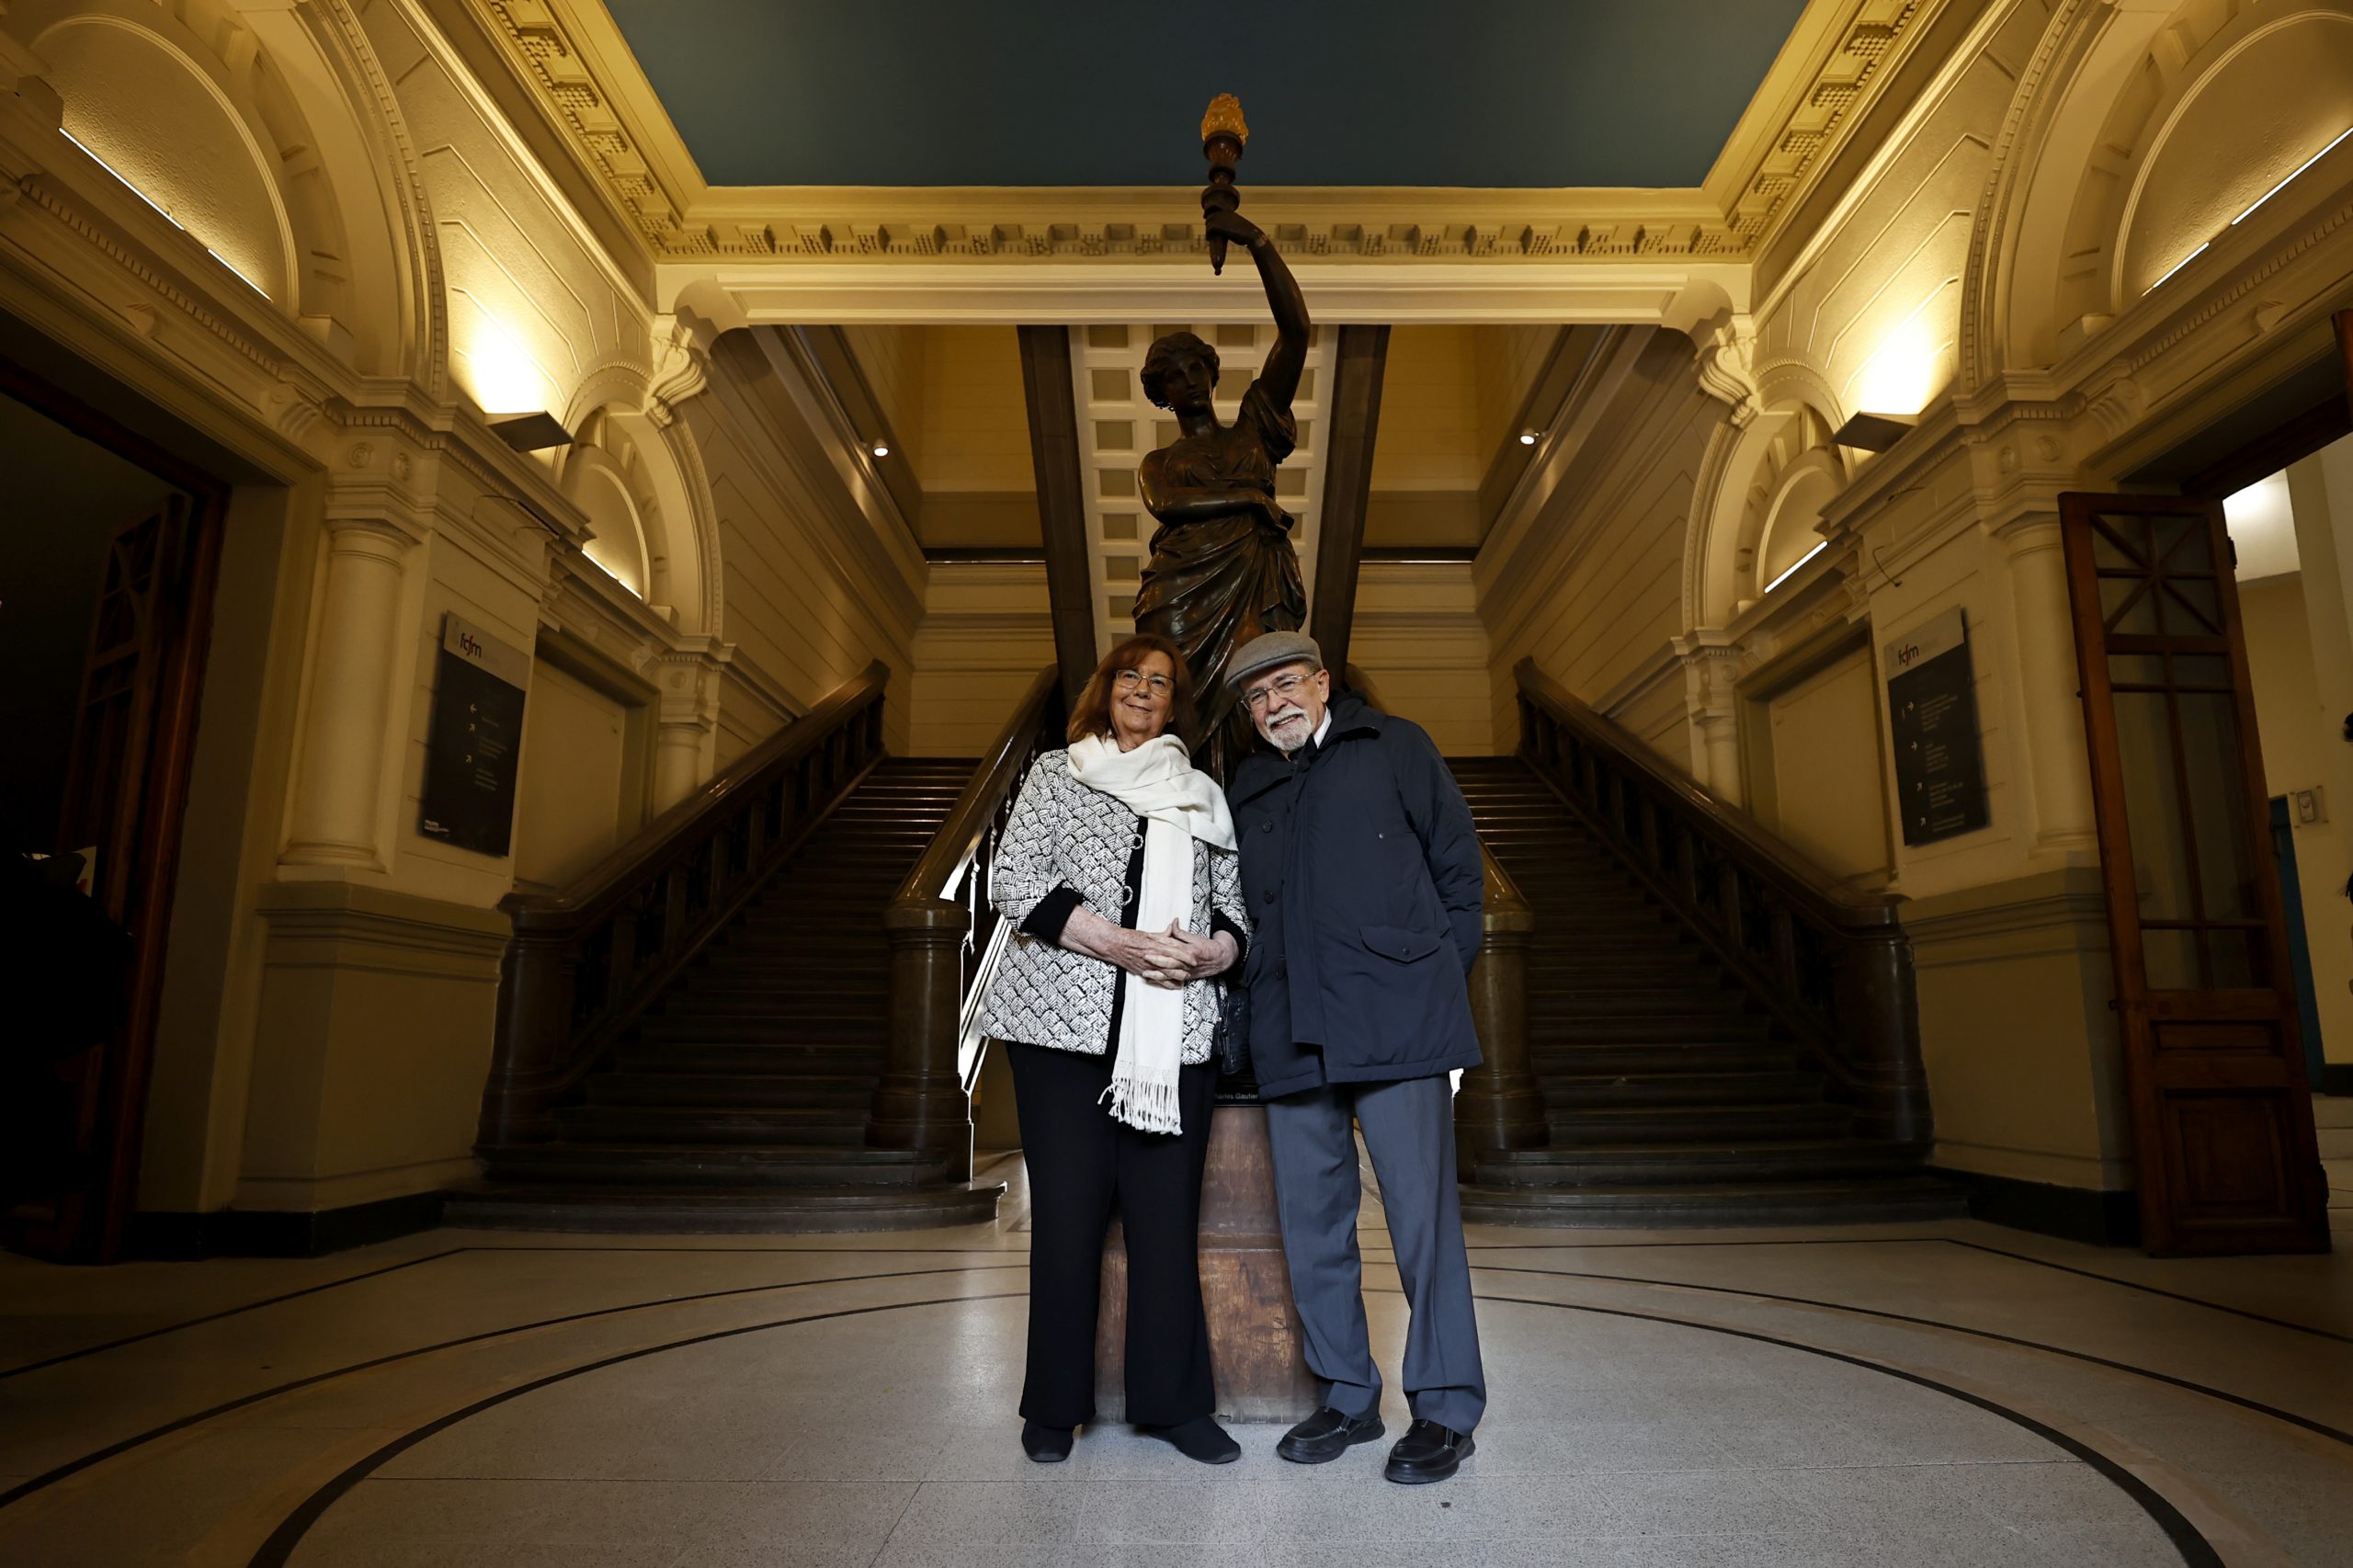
1513 657 1901 933
891 664 1062 909
504 661 889 932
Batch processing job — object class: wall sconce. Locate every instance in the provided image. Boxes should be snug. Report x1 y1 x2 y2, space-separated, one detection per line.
1831 412 1917 452
870 441 891 459
489 412 573 452
1517 429 1540 447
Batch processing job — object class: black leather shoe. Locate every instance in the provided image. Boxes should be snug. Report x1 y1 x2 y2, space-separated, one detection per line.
1276 1405 1385 1464
1139 1415 1241 1464
1383 1418 1473 1483
1021 1421 1074 1462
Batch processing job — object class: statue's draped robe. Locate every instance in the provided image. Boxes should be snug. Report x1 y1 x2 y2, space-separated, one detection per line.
1133 380 1308 779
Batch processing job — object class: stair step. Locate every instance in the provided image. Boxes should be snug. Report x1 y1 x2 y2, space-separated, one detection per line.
656 993 886 1018
1538 1070 1824 1105
1459 1176 1964 1228
554 1103 870 1145
1534 1014 1773 1042
635 1017 885 1045
1476 1139 1922 1187
587 1072 878 1108
1545 1102 1852 1145
614 1044 882 1074
1536 1050 1802 1081
441 1180 1003 1234
481 1141 950 1188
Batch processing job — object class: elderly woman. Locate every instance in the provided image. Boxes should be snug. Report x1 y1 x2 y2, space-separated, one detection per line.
980 633 1249 1465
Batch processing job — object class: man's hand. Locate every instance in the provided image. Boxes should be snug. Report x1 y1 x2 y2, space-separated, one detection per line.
1166 924 1239 980
1204 207 1266 250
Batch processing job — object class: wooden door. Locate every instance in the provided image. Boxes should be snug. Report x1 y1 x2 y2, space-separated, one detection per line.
2059 493 2329 1255
7 495 218 1262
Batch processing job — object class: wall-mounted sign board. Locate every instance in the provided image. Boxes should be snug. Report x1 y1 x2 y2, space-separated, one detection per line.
1884 606 1989 846
419 613 529 857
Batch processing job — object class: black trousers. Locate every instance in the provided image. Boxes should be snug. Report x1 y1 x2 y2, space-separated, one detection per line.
1006 1040 1217 1427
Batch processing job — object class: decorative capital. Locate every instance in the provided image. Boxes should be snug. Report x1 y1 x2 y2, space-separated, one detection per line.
1694 312 1760 425
648 309 717 424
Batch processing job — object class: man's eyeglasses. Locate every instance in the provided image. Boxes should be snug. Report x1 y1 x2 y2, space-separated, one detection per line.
1244 672 1315 713
1114 668 1174 696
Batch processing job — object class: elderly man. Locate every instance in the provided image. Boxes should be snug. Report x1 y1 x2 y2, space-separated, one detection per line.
1223 631 1486 1483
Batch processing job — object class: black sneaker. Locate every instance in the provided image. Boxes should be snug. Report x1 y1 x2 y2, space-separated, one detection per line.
1383 1418 1473 1483
1275 1405 1385 1464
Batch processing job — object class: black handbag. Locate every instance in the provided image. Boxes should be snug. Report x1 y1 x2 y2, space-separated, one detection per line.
1211 973 1253 1078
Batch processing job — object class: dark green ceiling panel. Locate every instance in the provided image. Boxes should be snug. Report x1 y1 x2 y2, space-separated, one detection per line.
604 0 1813 188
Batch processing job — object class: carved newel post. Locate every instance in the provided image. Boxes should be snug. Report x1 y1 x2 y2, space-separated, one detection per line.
1455 848 1544 1179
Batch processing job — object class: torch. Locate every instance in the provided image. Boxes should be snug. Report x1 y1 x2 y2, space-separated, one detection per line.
1200 94 1247 275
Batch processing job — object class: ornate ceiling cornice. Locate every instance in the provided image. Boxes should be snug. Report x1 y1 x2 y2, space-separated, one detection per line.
465 0 1934 269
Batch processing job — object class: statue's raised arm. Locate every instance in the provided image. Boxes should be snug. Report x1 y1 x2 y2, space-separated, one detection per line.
1131 219 1313 777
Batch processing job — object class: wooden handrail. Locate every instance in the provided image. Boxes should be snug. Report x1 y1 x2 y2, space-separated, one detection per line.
479 662 892 1146
1512 657 1927 1142
1515 660 1902 931
1343 666 1546 1170
867 665 1066 1167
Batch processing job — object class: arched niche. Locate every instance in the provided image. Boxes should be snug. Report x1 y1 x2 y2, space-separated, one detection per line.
24 0 433 381
560 407 716 634
1992 0 2353 371
1688 398 1848 628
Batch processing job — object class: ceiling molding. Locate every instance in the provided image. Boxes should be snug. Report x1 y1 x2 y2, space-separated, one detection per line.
461 0 1941 278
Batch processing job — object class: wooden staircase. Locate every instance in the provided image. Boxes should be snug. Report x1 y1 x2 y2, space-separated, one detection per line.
1448 756 1962 1227
449 758 1000 1233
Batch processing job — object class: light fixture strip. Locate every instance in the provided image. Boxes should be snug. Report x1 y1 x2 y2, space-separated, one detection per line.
2143 241 2211 296
2233 124 2353 226
1762 540 1830 597
61 129 182 231
62 128 265 298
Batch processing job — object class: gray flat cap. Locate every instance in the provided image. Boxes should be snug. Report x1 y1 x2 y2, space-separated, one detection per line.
1227 630 1324 688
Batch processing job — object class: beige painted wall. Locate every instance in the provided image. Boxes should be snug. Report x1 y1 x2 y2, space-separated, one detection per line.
1762 645 1891 888
1905 869 2131 1191
512 657 637 893
1477 333 1718 761
916 327 1032 495
2242 574 2353 1069
690 335 924 765
907 562 1054 758
1351 562 1495 757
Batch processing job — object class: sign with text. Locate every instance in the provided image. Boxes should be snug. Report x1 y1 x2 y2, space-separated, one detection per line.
420 614 529 857
1884 606 1989 846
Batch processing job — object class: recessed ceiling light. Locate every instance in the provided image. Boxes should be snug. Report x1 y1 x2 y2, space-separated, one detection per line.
1517 429 1539 447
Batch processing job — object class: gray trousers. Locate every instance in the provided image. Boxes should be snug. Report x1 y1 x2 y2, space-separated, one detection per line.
1264 1073 1486 1434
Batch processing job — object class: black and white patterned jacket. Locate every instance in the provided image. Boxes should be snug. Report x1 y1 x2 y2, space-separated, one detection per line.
980 749 1250 1062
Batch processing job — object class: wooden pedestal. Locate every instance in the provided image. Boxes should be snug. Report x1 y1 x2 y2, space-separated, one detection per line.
1092 1102 1320 1424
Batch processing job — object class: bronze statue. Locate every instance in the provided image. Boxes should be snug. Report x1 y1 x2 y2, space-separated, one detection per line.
1134 97 1309 778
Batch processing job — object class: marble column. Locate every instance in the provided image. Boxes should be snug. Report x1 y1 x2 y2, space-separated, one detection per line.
282 517 415 870
1997 514 2097 854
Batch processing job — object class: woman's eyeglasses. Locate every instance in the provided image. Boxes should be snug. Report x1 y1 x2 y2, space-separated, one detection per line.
1114 669 1175 696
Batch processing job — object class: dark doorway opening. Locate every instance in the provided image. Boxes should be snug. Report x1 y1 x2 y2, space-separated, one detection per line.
1 353 228 1263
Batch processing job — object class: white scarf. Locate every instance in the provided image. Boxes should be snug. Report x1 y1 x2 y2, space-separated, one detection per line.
1065 733 1235 1133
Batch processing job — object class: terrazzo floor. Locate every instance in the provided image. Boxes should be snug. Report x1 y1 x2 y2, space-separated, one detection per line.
3 1143 2349 1567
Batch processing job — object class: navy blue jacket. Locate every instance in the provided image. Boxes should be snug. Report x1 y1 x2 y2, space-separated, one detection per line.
1227 693 1483 1098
